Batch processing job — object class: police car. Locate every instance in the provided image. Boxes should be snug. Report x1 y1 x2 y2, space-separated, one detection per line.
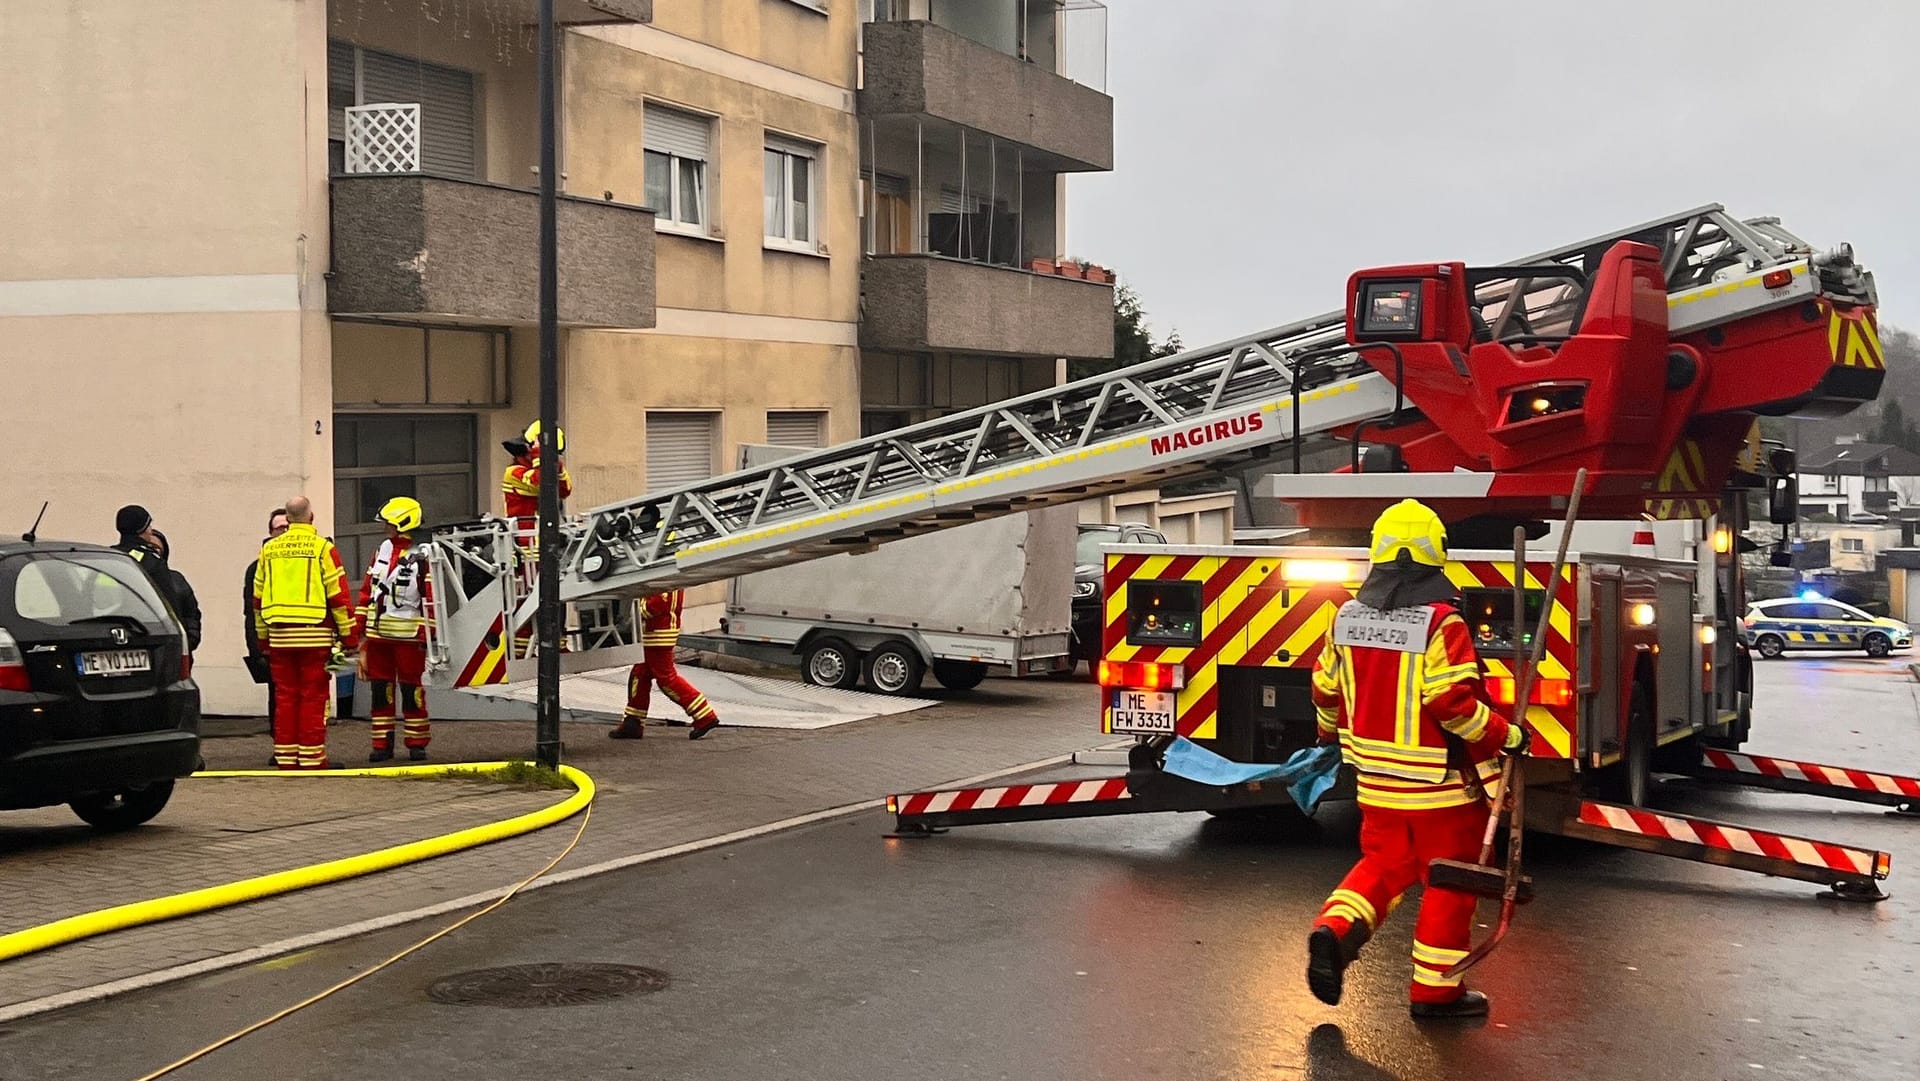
1743 595 1914 659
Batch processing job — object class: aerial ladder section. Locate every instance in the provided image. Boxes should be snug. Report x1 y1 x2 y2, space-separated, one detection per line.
424 204 1875 693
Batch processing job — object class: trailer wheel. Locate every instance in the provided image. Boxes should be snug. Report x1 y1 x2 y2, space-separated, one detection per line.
1754 634 1786 659
1864 632 1892 658
801 637 861 690
863 641 926 696
930 660 988 692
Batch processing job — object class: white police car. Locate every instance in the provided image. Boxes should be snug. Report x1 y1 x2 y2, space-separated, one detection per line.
1743 594 1914 659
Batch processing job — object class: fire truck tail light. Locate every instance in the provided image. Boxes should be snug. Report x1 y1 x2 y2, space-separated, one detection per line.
1098 660 1186 691
1762 268 1794 290
1877 851 1893 878
1485 676 1572 707
1699 625 1717 645
1282 559 1362 584
1630 603 1656 626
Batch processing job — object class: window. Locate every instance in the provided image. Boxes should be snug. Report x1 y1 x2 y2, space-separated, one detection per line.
643 104 712 233
646 412 719 491
333 414 479 577
328 41 478 178
1809 603 1859 621
766 411 826 448
764 135 820 251
1840 537 1866 553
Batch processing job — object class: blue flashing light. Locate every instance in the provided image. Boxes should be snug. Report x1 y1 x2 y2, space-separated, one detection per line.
1799 589 1824 602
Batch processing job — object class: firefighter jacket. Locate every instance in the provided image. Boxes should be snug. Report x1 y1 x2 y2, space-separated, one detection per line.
252 523 357 650
355 536 433 643
502 454 572 520
1310 599 1510 811
641 590 684 648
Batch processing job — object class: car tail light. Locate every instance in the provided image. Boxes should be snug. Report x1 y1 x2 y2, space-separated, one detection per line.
0 628 29 692
1485 676 1572 707
1097 659 1186 691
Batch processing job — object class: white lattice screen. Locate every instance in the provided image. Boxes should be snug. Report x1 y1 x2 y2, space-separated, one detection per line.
344 103 422 174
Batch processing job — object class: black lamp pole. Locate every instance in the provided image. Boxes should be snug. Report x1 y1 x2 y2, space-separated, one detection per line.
534 0 563 771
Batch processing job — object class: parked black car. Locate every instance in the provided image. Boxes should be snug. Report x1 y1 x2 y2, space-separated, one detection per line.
0 536 201 829
1070 523 1168 665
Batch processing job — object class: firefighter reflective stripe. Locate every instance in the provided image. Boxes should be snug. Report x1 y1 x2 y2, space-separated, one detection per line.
359 538 430 641
642 590 685 646
1827 304 1884 369
1322 888 1378 930
1353 775 1482 811
1339 731 1452 783
1412 940 1468 988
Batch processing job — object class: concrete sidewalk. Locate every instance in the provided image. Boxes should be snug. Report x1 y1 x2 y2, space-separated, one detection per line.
0 674 1109 1016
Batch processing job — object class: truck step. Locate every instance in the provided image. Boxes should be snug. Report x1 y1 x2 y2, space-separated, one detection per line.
1683 749 1920 811
1554 798 1891 900
888 776 1135 834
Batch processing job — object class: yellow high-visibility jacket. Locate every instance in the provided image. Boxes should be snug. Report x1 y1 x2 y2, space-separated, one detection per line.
252 523 356 649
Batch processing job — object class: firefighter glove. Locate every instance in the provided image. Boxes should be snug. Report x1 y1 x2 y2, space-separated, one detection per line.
1502 724 1532 757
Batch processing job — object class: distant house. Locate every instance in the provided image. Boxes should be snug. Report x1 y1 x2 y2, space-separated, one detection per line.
1795 438 1920 522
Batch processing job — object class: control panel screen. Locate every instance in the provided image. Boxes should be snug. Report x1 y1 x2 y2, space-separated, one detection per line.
1127 580 1203 646
1357 280 1423 338
1459 588 1547 654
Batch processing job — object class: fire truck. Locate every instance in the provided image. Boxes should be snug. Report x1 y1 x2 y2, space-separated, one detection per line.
420 204 1913 900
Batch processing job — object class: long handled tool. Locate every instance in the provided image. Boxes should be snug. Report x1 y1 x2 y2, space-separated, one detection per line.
1429 469 1587 978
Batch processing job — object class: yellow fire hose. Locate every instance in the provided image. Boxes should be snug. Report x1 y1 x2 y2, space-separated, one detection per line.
0 761 594 965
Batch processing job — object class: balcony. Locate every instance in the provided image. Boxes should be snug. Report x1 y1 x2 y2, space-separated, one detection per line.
861 254 1112 360
1863 489 1897 512
859 18 1113 172
329 106 655 329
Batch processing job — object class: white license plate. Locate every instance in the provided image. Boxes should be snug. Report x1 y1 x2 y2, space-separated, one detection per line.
78 649 151 677
1109 689 1177 733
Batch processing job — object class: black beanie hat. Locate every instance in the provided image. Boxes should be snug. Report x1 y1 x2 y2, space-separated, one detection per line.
115 505 152 536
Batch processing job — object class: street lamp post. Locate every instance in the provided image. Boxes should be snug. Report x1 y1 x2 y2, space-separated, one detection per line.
534 0 563 771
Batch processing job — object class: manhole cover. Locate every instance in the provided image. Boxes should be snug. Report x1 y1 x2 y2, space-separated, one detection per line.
427 963 669 1008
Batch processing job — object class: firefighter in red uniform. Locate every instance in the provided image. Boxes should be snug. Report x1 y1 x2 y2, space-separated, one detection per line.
608 588 720 741
502 421 571 654
356 497 434 762
252 496 358 770
1304 499 1530 1020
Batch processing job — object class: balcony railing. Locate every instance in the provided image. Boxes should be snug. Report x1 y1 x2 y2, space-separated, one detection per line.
860 0 1107 92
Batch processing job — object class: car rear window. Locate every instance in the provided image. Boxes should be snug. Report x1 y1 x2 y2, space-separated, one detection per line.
1076 530 1121 564
7 552 171 631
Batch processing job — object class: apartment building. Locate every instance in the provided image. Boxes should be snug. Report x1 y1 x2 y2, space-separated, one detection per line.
0 0 1112 714
855 0 1115 433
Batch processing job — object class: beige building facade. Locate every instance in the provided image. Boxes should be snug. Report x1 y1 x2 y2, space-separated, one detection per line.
0 0 1112 715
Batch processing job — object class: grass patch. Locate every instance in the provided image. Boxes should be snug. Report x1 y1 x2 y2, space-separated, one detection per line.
432 760 573 791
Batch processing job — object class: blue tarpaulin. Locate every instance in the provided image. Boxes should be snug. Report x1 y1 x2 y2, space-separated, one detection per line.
1160 739 1343 813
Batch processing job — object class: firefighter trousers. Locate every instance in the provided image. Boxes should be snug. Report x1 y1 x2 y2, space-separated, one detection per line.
624 645 717 725
364 637 429 751
268 646 332 770
1314 798 1488 1004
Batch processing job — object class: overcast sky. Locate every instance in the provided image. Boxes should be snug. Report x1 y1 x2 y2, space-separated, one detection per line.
1070 0 1920 348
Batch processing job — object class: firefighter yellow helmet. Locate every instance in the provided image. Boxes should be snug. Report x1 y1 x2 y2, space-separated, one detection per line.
377 496 423 533
1368 499 1447 567
524 420 565 454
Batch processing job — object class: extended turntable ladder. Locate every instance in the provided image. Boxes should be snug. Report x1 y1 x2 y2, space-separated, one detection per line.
422 204 1872 685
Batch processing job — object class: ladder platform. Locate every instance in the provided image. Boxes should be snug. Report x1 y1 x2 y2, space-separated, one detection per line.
1549 795 1891 898
1682 749 1920 810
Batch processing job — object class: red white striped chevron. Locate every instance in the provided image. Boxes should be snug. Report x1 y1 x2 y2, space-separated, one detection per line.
895 777 1130 817
1701 749 1920 799
1576 802 1885 878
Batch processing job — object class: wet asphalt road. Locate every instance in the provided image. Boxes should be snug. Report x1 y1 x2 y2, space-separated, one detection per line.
2 656 1917 1081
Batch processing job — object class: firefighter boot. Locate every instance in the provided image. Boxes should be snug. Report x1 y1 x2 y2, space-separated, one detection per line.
409 747 428 761
1410 989 1489 1020
1306 922 1371 1006
609 716 645 740
369 746 394 764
